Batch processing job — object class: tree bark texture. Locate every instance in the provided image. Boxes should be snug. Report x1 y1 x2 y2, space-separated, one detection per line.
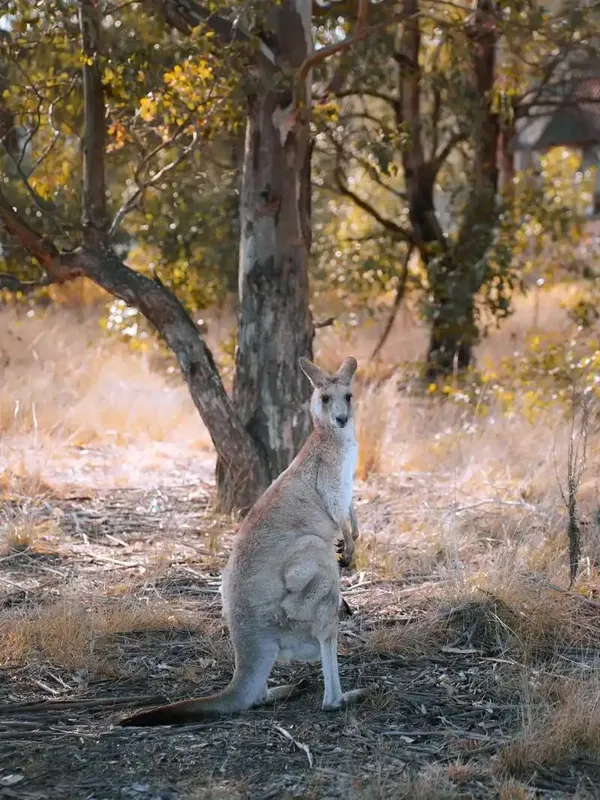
79 0 108 249
397 0 469 376
230 0 314 488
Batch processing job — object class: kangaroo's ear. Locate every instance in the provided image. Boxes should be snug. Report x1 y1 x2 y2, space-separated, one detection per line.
336 356 358 383
299 357 329 389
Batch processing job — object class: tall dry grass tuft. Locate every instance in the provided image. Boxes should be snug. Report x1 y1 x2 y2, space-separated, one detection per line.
367 572 600 663
0 601 198 673
2 512 62 554
501 675 600 777
0 458 60 499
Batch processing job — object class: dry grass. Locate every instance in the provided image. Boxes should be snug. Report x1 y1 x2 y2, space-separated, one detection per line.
2 513 62 554
0 600 202 673
354 382 395 479
367 575 600 662
0 306 211 448
0 458 60 499
501 675 600 777
0 307 214 492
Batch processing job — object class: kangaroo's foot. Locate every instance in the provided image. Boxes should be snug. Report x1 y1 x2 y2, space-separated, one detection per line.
322 687 370 712
255 678 310 708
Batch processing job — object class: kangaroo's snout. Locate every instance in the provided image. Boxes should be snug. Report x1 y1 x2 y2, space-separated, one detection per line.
335 414 348 428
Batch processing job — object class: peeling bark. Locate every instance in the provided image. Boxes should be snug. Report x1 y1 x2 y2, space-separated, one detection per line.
231 0 314 487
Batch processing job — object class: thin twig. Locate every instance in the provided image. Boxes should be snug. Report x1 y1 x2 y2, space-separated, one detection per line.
554 385 591 586
371 244 414 360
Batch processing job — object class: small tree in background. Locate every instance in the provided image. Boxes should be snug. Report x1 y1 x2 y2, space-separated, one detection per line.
314 0 600 376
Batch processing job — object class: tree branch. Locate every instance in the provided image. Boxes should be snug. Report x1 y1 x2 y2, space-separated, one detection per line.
371 243 414 360
334 164 414 243
295 0 369 106
149 0 277 72
80 0 108 249
344 147 407 201
432 131 468 176
1 139 69 237
29 77 78 175
0 272 56 293
0 191 74 280
109 124 199 239
0 186 263 502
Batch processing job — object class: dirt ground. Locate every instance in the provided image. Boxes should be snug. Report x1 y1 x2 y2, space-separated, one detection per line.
2 450 600 800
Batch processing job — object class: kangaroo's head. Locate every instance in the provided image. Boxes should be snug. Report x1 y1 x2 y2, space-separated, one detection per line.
299 356 358 435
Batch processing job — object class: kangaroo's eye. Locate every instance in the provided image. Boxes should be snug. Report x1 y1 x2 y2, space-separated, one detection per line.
345 393 353 403
321 394 330 405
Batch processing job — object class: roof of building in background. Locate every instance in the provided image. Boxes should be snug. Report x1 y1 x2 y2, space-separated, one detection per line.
512 57 600 151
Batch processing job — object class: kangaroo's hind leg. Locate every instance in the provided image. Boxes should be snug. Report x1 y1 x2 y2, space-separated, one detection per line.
319 633 369 711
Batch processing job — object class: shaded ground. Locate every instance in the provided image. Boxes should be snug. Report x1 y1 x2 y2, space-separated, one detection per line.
1 473 600 799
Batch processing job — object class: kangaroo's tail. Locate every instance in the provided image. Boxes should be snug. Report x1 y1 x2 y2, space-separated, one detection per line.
120 683 249 727
120 665 265 727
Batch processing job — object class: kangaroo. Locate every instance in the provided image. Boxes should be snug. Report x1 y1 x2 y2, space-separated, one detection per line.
120 356 366 727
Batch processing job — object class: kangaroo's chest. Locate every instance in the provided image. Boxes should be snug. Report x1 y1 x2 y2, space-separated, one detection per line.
339 442 357 513
320 441 357 526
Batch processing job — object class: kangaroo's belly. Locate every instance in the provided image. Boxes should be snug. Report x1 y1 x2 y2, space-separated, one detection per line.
277 634 321 663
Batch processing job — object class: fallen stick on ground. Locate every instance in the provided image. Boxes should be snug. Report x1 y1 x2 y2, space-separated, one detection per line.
0 694 168 715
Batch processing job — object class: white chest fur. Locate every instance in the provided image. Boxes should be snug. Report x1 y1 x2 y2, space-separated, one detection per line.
339 439 358 516
319 436 357 527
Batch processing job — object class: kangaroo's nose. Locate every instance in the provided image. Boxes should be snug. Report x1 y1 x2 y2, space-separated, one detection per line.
336 414 348 428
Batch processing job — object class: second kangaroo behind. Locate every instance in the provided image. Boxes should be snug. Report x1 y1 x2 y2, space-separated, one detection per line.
120 356 365 726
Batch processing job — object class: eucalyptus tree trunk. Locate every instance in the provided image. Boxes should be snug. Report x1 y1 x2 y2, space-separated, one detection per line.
223 0 314 494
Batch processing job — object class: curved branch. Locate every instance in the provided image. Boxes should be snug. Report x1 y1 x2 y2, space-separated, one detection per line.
109 125 199 239
0 186 264 507
29 77 78 175
334 165 414 243
432 131 468 176
295 0 370 106
344 148 407 201
149 0 277 72
1 140 69 237
0 191 71 278
0 272 56 293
